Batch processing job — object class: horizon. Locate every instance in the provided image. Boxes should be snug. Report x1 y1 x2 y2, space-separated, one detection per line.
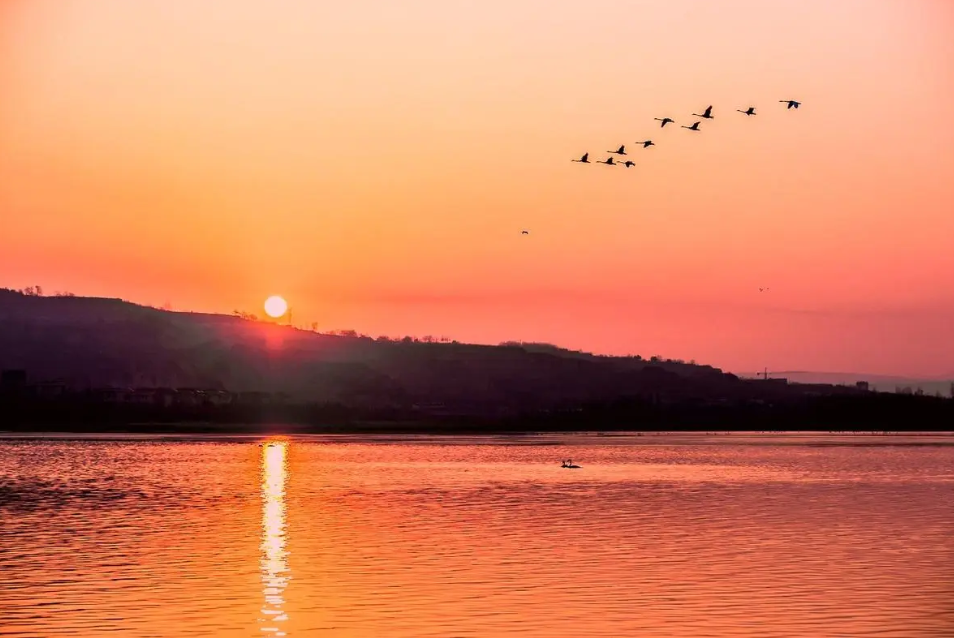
2 0 953 377
3 285 953 383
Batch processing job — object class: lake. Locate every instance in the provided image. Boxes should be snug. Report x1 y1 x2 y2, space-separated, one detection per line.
1 432 952 637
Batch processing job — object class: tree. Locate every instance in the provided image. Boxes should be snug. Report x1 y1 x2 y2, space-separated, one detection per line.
310 322 318 332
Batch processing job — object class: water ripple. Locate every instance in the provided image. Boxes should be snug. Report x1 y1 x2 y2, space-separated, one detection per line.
1 434 952 637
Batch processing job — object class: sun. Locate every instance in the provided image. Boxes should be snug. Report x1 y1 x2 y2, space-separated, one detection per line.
263 295 288 319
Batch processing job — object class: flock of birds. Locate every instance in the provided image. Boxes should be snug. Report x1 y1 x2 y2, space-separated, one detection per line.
536 99 804 293
570 99 802 168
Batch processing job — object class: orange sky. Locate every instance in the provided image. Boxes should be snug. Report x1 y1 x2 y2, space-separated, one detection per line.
2 0 953 376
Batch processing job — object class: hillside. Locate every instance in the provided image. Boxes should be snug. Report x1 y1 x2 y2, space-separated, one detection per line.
1 289 744 412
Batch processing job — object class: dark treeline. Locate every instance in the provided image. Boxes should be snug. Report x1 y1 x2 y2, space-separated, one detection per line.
2 391 951 434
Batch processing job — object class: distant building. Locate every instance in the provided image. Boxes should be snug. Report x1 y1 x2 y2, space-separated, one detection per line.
29 381 68 399
856 381 870 391
129 388 158 405
202 390 233 406
91 388 132 403
174 389 201 407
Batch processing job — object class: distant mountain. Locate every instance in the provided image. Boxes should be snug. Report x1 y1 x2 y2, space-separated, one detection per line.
737 370 953 396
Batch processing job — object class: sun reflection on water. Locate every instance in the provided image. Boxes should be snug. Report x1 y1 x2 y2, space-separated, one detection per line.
260 441 289 636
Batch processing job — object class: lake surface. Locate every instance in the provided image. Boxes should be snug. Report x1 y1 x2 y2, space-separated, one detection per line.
1 432 952 637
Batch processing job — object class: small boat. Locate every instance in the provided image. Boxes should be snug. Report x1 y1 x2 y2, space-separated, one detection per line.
561 459 582 469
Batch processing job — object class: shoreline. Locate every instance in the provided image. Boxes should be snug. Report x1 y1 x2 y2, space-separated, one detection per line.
2 421 954 437
4 388 953 435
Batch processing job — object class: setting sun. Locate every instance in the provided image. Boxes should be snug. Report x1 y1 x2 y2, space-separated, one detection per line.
264 296 288 319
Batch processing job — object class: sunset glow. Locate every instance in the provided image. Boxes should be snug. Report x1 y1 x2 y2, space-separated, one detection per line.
264 296 288 319
260 441 289 635
1 0 953 375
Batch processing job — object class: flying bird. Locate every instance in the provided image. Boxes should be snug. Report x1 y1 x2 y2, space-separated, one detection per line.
681 121 701 131
654 117 675 128
571 152 590 163
521 230 530 235
737 107 756 116
608 145 627 155
759 287 770 292
621 160 636 168
692 105 714 119
636 140 655 148
780 100 801 109
597 156 617 166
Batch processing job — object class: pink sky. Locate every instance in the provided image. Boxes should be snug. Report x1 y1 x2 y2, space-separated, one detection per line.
1 0 953 376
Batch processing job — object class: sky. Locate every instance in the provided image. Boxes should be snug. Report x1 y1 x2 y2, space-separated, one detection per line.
1 0 953 377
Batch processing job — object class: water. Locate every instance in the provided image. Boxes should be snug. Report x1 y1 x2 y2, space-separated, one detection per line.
1 433 952 637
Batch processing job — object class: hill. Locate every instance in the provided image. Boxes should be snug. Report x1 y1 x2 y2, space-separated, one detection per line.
1 289 740 411
5 288 953 432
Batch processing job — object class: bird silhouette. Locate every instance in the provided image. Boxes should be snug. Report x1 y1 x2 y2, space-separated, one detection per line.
521 230 530 235
737 107 756 116
681 121 701 131
571 153 590 163
654 117 675 128
621 160 636 168
597 156 617 166
692 105 714 119
780 100 801 109
636 140 655 148
759 287 770 292
607 145 627 155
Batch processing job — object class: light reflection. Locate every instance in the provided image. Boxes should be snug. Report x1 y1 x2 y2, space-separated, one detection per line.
260 441 289 636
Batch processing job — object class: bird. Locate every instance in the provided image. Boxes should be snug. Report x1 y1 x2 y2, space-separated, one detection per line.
597 156 617 166
780 100 801 109
521 230 530 235
607 145 627 155
737 107 756 116
621 160 636 168
692 105 714 119
571 152 590 163
681 121 701 131
759 287 770 292
654 117 675 128
636 140 655 148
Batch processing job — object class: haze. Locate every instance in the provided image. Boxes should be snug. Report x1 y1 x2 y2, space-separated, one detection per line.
1 0 952 376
